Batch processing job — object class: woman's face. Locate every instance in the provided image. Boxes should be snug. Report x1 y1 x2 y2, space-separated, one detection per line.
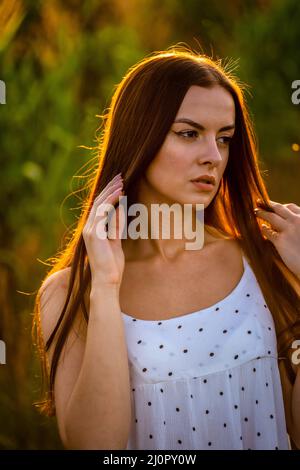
139 85 236 208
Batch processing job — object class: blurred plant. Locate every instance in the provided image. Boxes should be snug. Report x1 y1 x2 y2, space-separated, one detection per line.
0 0 143 449
233 0 300 164
0 0 25 52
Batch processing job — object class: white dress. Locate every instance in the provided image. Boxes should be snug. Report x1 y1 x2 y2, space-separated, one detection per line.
121 253 291 450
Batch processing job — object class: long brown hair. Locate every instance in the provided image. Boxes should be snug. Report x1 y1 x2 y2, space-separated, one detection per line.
32 45 300 417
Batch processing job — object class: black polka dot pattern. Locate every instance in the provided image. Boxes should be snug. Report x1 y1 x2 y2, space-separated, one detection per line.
122 255 289 450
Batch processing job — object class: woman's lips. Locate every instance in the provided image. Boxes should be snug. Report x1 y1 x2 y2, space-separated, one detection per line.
191 180 215 191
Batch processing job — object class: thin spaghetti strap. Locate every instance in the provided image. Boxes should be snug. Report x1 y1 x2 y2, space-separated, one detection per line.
241 252 249 271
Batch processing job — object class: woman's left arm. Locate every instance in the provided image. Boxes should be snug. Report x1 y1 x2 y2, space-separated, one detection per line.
254 199 300 447
290 364 300 448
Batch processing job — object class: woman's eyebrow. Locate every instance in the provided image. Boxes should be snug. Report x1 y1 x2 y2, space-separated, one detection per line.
174 118 235 132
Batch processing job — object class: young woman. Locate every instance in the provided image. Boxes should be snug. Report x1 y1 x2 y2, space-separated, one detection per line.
33 46 300 450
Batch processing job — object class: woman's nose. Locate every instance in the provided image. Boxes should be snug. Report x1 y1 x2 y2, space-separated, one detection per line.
197 137 223 164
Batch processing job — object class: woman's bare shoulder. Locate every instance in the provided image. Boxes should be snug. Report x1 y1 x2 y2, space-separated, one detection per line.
40 267 71 298
39 266 88 343
39 268 72 340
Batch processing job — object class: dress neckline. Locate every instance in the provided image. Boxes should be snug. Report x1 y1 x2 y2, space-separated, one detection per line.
121 253 251 323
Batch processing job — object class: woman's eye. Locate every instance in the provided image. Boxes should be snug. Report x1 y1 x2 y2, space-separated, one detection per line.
175 130 198 139
174 131 233 145
218 136 232 145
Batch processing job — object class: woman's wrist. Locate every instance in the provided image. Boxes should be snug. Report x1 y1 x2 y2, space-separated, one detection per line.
90 277 121 299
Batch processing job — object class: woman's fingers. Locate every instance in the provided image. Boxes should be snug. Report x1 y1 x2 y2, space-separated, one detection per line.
107 202 126 242
95 186 124 222
267 200 296 219
82 175 126 284
94 187 124 240
95 178 123 207
85 178 123 231
255 200 300 232
94 174 123 204
283 203 300 215
254 209 286 232
86 185 122 233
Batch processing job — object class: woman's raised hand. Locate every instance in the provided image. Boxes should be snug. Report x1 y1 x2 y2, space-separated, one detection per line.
83 173 126 287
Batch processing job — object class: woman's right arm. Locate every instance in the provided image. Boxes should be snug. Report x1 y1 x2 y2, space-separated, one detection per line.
40 173 132 449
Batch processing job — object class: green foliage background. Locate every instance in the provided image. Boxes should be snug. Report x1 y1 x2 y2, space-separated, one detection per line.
0 0 299 449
